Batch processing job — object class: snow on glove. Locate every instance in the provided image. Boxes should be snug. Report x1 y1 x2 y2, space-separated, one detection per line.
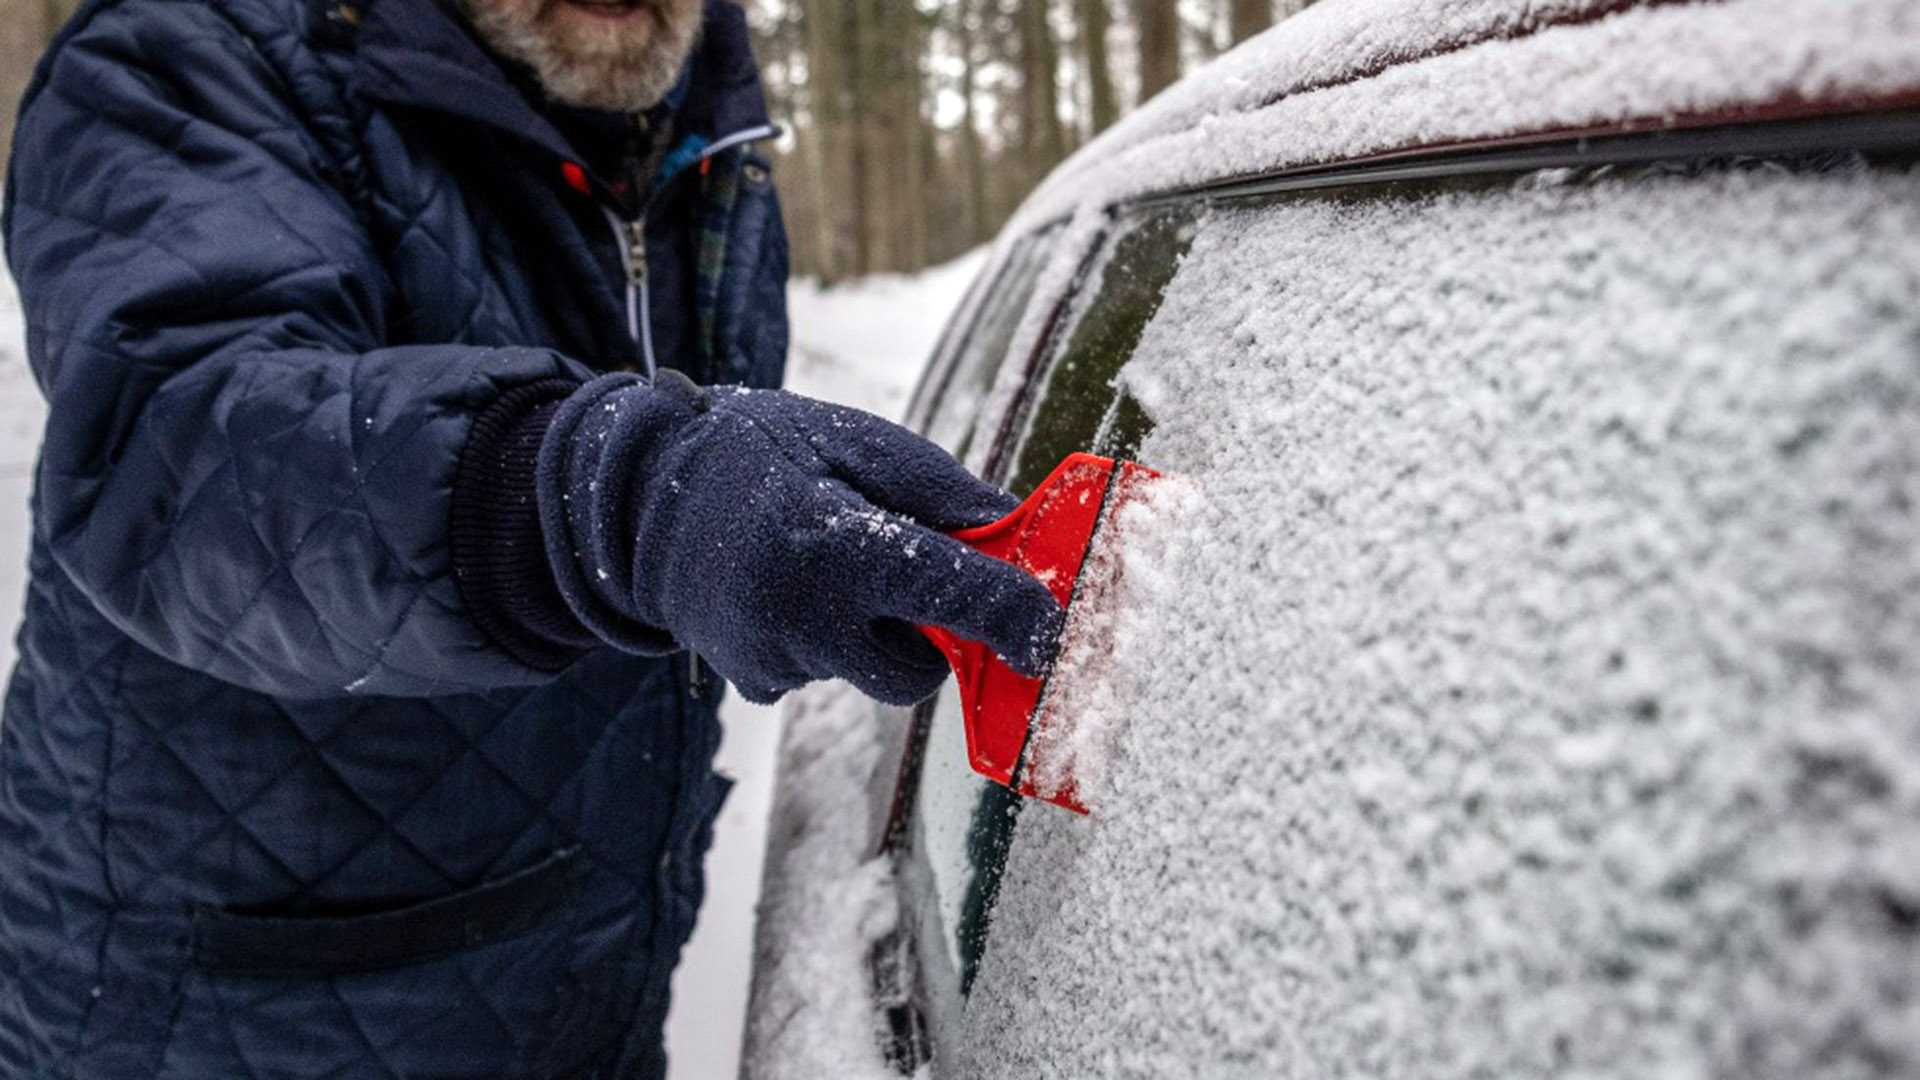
537 370 1064 705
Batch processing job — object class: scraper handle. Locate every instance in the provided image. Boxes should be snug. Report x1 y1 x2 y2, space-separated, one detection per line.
920 453 1154 815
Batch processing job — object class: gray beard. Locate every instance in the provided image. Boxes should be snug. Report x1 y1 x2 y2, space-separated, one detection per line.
459 0 700 113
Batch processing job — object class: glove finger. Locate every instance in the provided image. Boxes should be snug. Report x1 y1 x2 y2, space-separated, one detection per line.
824 626 948 706
869 616 948 674
701 645 809 706
870 527 1065 678
805 405 1016 531
727 677 792 706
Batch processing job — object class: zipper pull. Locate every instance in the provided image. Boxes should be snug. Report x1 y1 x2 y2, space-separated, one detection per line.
623 217 648 288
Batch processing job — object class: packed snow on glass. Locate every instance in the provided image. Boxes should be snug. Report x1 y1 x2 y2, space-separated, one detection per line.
960 164 1920 1078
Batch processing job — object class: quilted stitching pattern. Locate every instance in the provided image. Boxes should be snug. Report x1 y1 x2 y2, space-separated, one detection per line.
0 0 789 1075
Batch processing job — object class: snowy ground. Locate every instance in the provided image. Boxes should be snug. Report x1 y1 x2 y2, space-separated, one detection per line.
0 249 981 1078
779 253 985 422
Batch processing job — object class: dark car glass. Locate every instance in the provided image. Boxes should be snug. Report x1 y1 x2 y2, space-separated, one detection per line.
1001 208 1198 495
1091 389 1154 461
919 226 1062 455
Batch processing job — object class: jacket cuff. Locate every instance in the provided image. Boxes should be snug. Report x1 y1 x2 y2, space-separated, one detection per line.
451 378 600 672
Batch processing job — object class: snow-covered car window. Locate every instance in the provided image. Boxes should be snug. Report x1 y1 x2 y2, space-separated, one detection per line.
952 154 1920 1076
922 226 1062 457
897 205 1201 1054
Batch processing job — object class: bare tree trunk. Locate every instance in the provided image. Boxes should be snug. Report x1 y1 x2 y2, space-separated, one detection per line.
848 0 878 275
1133 0 1179 104
745 0 816 273
1228 0 1270 45
857 0 923 274
0 26 39 180
0 0 75 180
956 0 990 245
1076 0 1117 138
1018 0 1066 190
913 94 937 268
890 1 928 272
983 0 1024 231
912 1 945 268
803 0 858 281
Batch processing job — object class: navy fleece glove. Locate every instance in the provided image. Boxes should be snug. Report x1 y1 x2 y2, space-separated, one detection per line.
535 371 1063 705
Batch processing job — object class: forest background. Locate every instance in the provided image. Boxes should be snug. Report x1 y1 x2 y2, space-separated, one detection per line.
1 0 1317 280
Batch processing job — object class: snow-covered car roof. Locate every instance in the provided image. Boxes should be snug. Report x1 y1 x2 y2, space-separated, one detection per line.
1011 0 1920 233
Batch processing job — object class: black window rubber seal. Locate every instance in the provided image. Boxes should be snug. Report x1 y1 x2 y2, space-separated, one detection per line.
1124 108 1920 212
190 846 580 976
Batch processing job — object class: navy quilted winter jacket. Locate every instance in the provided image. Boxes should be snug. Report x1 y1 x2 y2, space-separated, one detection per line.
0 0 788 1073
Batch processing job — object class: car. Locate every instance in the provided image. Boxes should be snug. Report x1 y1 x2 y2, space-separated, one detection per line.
744 1 1920 1076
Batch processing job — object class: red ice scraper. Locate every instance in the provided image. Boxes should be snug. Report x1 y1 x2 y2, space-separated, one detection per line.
921 453 1158 816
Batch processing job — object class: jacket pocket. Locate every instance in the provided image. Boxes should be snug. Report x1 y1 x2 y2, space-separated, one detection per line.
189 846 579 975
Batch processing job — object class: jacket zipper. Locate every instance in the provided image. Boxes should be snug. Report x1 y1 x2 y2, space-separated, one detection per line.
598 122 780 381
604 207 657 380
598 122 778 700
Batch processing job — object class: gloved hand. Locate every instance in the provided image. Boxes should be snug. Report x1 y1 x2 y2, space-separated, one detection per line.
536 370 1063 705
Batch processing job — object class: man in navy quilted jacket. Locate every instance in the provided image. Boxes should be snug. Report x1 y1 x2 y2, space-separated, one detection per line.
0 0 1059 1073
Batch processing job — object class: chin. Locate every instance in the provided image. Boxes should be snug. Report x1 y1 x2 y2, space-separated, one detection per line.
461 0 702 112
